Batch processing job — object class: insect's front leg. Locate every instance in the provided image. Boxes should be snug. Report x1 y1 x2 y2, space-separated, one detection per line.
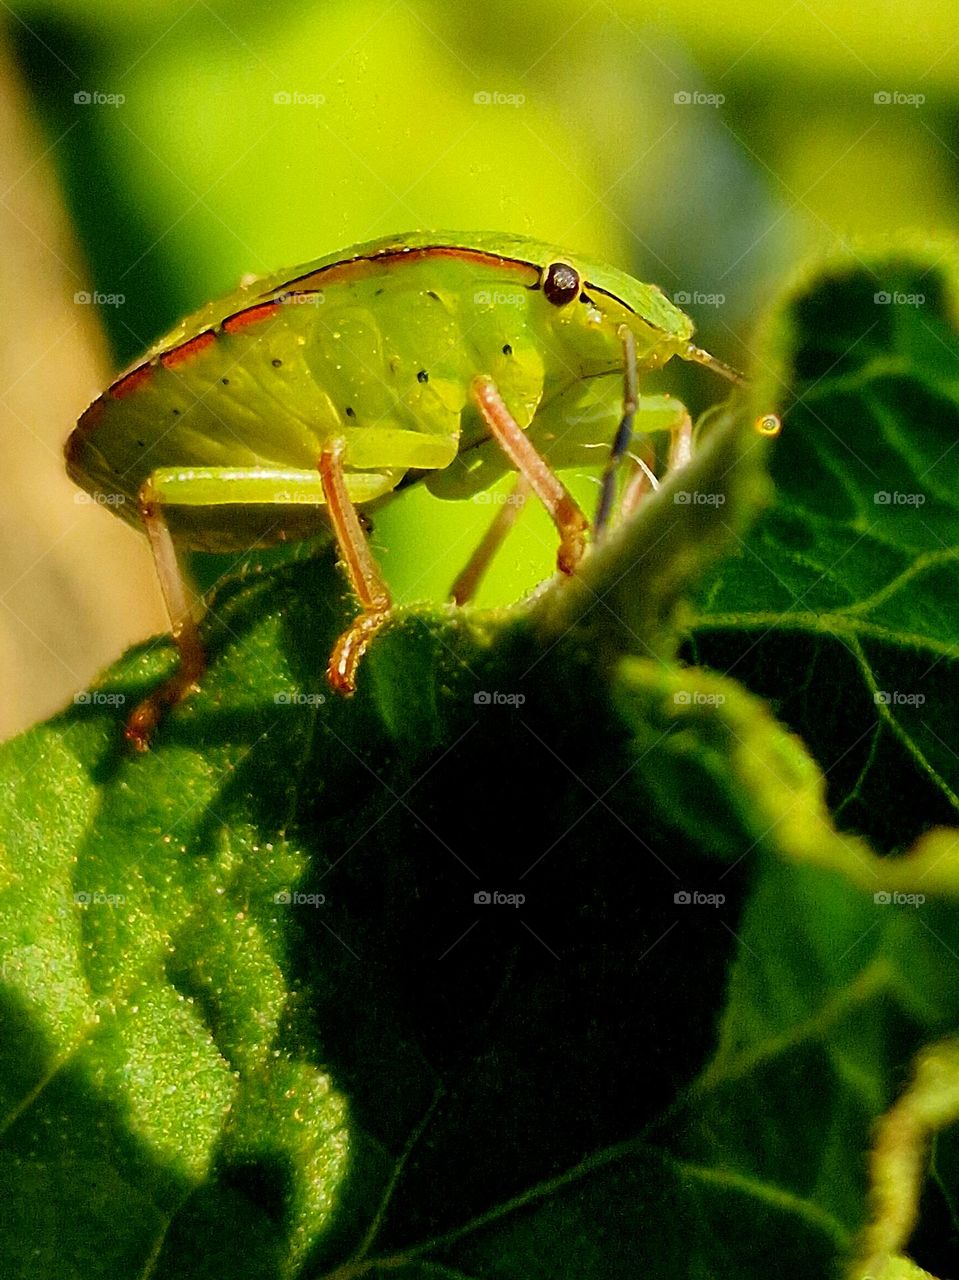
470 375 588 575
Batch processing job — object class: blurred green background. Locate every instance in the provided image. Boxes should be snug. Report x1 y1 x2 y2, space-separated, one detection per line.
0 0 956 737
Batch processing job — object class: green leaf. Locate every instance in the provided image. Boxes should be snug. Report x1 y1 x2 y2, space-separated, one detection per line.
688 240 959 851
4 251 959 1280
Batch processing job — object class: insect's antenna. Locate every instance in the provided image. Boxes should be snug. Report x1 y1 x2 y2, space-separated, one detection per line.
595 325 638 537
684 343 747 386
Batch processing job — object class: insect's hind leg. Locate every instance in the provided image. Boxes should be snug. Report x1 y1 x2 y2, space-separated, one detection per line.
319 439 393 695
470 375 588 575
126 479 206 752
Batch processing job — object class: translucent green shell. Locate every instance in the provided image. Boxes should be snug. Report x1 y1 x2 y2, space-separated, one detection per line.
66 231 695 550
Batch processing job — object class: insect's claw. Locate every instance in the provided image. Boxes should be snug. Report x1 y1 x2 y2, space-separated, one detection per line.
327 609 394 694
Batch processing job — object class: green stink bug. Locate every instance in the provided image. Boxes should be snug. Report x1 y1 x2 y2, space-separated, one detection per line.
66 231 778 748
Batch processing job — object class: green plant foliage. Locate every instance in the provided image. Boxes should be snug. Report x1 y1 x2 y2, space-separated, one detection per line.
690 244 959 852
2 247 959 1279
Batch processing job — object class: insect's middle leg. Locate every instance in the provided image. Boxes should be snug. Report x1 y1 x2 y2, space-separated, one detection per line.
449 476 531 606
125 464 364 747
470 375 588 575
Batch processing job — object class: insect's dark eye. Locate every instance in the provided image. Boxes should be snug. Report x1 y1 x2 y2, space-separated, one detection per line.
543 262 580 306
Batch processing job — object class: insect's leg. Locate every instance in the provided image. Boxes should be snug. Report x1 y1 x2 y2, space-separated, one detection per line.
619 445 659 521
667 411 693 472
319 439 393 695
470 375 588 575
124 465 368 748
449 476 530 606
594 325 638 538
126 479 205 752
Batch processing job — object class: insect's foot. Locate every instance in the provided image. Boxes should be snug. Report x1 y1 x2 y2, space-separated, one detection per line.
124 659 205 751
327 610 393 695
125 697 164 753
556 526 588 576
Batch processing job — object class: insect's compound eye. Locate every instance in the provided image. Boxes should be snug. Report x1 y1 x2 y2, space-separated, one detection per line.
542 261 581 306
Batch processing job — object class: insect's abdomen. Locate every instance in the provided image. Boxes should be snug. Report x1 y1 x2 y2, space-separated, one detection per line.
67 255 557 510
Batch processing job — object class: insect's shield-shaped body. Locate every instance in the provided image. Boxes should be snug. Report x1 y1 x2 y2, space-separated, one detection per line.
65 232 695 551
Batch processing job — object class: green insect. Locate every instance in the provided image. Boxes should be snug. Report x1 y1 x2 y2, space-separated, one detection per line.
66 231 780 748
